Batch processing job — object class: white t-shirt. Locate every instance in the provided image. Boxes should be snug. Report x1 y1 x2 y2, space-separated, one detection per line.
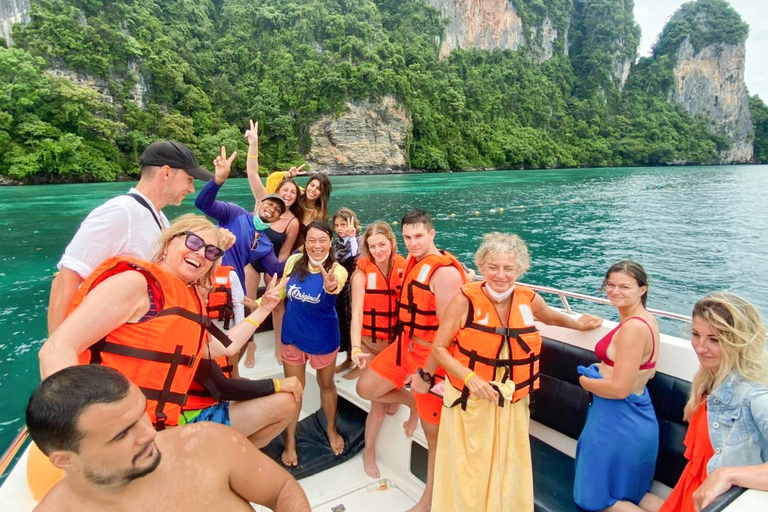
57 188 170 278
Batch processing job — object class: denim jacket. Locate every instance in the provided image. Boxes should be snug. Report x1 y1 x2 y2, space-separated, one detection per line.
707 372 768 473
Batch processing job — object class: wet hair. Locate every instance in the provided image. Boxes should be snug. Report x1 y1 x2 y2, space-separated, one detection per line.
361 221 398 262
276 178 305 222
601 261 649 307
301 173 332 223
331 207 362 235
152 213 227 287
26 365 131 455
474 232 530 277
401 209 433 231
289 221 336 282
684 292 768 420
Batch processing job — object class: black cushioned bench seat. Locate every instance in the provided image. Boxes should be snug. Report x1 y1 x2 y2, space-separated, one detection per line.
531 436 579 512
530 336 692 512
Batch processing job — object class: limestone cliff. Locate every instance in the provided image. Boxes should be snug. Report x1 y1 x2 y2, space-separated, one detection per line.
425 0 565 63
425 0 525 59
307 96 411 174
0 0 30 46
672 37 753 163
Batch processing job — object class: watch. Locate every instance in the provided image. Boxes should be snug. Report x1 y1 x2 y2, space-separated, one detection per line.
416 367 435 387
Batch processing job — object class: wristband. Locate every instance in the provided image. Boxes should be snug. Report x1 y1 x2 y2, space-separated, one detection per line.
463 371 476 384
248 153 258 160
351 347 363 354
243 318 260 328
274 378 281 393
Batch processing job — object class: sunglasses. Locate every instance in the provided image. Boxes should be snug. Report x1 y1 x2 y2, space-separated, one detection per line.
179 231 225 261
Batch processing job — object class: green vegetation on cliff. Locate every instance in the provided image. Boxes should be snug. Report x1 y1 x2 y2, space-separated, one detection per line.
750 95 768 164
0 0 756 182
653 0 749 58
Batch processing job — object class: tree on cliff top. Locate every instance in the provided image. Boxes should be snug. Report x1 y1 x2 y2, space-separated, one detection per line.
652 0 749 58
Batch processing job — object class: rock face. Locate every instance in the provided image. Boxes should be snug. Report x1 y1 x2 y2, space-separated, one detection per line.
307 96 411 174
673 37 753 163
425 0 525 59
0 0 30 46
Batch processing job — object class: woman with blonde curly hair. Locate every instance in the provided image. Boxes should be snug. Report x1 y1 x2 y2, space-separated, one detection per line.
39 214 283 429
657 293 768 512
431 233 602 512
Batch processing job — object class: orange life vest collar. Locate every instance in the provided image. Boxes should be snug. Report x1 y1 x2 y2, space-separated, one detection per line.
447 281 542 409
358 255 405 341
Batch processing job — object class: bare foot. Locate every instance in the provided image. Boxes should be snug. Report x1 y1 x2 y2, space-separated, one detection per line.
335 358 353 374
327 429 345 456
403 408 419 438
362 447 380 478
342 366 362 380
281 444 298 467
244 342 256 368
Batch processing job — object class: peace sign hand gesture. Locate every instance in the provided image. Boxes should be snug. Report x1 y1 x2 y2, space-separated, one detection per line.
244 119 258 149
259 274 287 313
286 163 306 179
213 146 238 185
319 262 339 293
345 217 357 238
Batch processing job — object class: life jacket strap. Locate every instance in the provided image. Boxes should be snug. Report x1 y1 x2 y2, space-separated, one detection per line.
92 339 197 367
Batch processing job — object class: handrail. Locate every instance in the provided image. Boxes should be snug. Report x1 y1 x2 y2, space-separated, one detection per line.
0 426 28 477
517 281 692 323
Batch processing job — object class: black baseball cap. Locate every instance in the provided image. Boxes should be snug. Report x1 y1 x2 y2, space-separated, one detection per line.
139 141 214 181
262 193 287 214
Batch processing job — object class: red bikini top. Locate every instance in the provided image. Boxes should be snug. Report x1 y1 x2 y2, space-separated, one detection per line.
594 316 657 370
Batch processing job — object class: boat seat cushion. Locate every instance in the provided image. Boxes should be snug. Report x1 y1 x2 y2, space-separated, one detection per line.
531 336 691 496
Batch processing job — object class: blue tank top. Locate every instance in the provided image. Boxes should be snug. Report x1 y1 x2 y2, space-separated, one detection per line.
282 271 340 355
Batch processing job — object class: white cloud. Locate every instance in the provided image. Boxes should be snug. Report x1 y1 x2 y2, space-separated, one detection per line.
634 0 768 100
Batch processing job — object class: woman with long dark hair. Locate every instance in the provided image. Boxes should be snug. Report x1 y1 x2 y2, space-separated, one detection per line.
271 221 348 467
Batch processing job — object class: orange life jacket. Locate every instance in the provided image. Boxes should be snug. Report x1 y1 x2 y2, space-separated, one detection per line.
358 255 406 341
447 281 542 409
207 265 234 329
73 257 230 429
396 250 466 364
184 356 233 410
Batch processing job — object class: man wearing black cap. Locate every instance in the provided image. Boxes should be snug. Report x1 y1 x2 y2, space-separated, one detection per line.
48 141 213 334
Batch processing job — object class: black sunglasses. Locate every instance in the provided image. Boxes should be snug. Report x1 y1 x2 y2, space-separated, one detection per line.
179 231 225 261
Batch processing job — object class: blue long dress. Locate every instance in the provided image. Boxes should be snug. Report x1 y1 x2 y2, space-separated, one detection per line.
573 364 659 511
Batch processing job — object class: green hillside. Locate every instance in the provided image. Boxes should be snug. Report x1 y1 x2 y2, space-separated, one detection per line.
0 0 761 183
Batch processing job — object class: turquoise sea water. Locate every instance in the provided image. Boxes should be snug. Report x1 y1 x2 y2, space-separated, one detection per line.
1 165 767 465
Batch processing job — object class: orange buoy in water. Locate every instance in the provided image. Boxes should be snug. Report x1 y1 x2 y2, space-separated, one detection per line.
27 442 64 501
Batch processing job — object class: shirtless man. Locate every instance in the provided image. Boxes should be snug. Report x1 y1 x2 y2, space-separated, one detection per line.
27 365 310 512
356 209 465 512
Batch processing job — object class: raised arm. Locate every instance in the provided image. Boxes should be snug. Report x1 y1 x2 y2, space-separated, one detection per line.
39 271 150 378
195 147 243 224
245 120 268 205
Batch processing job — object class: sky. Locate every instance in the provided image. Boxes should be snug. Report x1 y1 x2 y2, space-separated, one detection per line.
634 0 768 100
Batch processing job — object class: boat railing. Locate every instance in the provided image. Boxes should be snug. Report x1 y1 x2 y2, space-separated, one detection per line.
517 281 692 323
0 427 28 479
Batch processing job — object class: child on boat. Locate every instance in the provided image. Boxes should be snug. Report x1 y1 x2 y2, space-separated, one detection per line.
331 208 363 375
